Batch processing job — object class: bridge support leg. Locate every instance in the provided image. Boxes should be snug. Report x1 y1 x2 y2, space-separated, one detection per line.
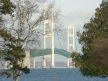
43 56 46 68
4 61 8 69
32 57 36 69
23 50 30 68
51 53 54 68
67 59 70 68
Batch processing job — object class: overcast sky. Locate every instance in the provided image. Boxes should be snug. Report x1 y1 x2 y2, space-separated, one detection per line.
54 0 102 52
0 0 103 62
55 0 102 31
35 0 103 62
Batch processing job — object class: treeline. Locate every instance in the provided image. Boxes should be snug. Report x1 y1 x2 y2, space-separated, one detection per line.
72 0 108 77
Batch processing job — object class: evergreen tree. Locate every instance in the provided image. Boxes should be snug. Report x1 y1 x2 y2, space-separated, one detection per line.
0 1 29 81
0 0 15 14
78 0 108 76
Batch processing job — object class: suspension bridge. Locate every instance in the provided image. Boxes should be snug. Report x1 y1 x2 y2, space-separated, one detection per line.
0 6 76 69
23 7 76 68
23 24 75 68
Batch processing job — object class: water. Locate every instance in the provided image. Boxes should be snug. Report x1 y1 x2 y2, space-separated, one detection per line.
0 68 108 81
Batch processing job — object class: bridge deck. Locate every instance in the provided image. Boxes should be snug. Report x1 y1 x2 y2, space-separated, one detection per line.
30 48 71 58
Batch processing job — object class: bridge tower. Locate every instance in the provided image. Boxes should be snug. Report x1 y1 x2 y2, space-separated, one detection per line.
43 7 55 68
67 26 75 68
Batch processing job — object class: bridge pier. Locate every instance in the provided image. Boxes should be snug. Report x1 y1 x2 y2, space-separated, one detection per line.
31 57 36 69
4 61 8 69
43 56 47 68
33 57 36 69
51 54 55 68
67 58 70 68
24 50 30 68
67 58 74 68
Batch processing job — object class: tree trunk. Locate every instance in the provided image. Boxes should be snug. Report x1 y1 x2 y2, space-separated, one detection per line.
13 75 19 81
13 71 19 81
13 77 19 81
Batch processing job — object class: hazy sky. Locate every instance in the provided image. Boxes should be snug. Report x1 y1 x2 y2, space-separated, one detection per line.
55 0 102 31
55 0 102 61
0 0 103 63
54 0 102 53
35 0 103 62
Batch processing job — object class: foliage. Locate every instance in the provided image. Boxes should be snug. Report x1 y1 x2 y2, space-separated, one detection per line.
0 0 30 79
0 27 30 79
0 0 16 14
71 52 82 67
77 0 108 77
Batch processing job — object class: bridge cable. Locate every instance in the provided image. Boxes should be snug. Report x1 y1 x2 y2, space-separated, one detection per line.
55 29 66 50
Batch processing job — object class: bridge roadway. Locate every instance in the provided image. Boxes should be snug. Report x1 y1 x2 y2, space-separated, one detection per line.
30 48 71 58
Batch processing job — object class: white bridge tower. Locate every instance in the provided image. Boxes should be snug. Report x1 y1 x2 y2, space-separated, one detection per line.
67 26 75 68
43 7 55 68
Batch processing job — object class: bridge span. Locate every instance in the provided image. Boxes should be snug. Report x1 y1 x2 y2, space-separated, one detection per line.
24 48 73 69
30 48 71 58
23 8 76 68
